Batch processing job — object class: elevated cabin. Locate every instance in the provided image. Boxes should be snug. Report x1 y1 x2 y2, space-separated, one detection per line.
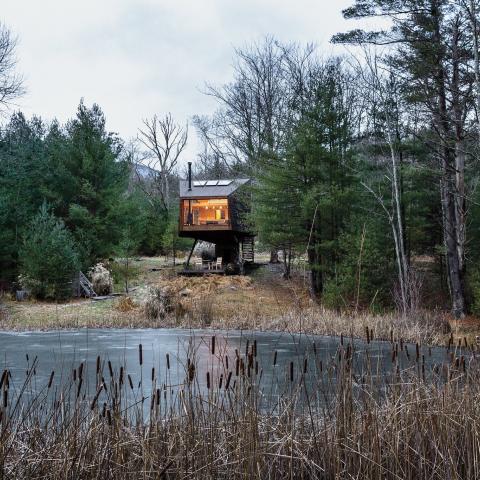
179 172 254 270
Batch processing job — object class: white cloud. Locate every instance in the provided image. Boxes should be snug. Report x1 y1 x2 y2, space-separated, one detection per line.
2 0 354 161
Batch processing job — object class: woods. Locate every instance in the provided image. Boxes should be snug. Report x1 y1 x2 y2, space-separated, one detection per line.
2 0 480 317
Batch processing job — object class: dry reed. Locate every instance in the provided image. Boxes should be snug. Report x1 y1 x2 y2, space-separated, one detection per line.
0 331 479 478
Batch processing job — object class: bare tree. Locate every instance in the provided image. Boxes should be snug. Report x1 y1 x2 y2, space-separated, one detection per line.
201 37 293 171
138 113 187 210
0 23 24 110
351 51 414 315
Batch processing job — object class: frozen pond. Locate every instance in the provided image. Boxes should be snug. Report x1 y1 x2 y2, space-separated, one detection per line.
0 328 469 413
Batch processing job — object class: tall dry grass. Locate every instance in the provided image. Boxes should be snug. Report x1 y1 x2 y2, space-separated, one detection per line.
0 332 479 479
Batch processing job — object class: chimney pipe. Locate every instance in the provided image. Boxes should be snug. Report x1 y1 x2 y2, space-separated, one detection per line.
188 162 192 191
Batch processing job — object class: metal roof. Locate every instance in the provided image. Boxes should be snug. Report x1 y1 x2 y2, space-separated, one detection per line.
179 178 250 198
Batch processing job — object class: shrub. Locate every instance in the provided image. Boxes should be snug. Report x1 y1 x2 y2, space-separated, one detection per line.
144 286 174 320
19 205 80 300
467 267 480 317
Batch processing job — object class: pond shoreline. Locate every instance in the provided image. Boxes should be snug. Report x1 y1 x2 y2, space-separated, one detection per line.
0 316 459 350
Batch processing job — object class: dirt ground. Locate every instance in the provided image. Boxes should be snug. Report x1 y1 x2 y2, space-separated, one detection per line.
1 255 479 348
0 256 309 330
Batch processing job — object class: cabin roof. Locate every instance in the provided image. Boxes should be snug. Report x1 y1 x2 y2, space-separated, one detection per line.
179 178 250 198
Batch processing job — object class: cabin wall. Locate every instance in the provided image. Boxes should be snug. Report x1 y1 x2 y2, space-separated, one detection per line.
229 188 251 233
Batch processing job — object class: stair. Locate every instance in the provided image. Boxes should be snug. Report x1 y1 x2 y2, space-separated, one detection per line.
241 237 255 264
76 271 97 298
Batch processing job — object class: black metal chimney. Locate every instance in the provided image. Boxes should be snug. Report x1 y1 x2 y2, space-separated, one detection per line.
187 162 192 191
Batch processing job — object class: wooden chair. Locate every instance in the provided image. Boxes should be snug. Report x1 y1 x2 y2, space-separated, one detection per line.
214 257 223 270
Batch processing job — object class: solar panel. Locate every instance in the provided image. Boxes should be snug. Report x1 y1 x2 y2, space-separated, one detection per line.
193 180 207 187
217 180 233 186
205 180 218 186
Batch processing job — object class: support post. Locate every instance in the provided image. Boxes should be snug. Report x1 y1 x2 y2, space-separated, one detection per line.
185 239 197 270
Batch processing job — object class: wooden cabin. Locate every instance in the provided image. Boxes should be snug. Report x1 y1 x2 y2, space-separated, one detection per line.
179 166 254 271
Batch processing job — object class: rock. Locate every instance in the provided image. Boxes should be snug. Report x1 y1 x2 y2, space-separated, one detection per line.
89 263 113 296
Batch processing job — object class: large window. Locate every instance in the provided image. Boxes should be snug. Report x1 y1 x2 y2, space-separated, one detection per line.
182 198 230 226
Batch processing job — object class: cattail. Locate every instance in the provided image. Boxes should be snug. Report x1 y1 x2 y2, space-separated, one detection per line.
219 374 223 389
225 371 232 390
245 340 249 357
290 362 294 382
108 361 113 378
48 371 55 389
464 337 468 348
366 327 370 344
255 361 258 376
273 351 277 366
78 362 84 380
106 409 112 426
119 367 124 385
166 353 170 370
235 358 240 376
416 343 420 362
340 334 344 345
128 374 134 390
3 390 7 408
303 358 308 374
188 363 195 382
405 346 410 360
139 344 143 365
370 328 374 341
253 340 257 357
90 386 103 410
390 330 393 343
225 356 229 370
96 356 101 375
102 402 107 417
76 378 83 398
156 388 160 405
206 372 210 389
151 367 155 382
0 370 7 389
211 336 215 355
73 369 76 382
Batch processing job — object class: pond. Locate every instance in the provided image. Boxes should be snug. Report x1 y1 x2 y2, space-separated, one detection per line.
0 328 469 413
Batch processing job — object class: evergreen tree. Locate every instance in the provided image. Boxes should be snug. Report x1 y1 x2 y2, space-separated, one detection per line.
53 101 128 266
19 204 80 300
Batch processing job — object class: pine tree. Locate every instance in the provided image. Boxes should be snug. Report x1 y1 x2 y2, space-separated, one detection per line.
19 204 79 300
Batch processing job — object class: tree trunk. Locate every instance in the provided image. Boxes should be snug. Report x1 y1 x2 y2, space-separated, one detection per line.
269 250 279 263
433 6 466 318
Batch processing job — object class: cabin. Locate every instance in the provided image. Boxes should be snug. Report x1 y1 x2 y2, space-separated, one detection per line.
179 163 255 272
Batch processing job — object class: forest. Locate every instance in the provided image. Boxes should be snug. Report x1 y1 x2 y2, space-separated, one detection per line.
1 0 480 320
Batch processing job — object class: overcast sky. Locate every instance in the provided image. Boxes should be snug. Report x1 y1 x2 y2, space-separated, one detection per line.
3 0 357 160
